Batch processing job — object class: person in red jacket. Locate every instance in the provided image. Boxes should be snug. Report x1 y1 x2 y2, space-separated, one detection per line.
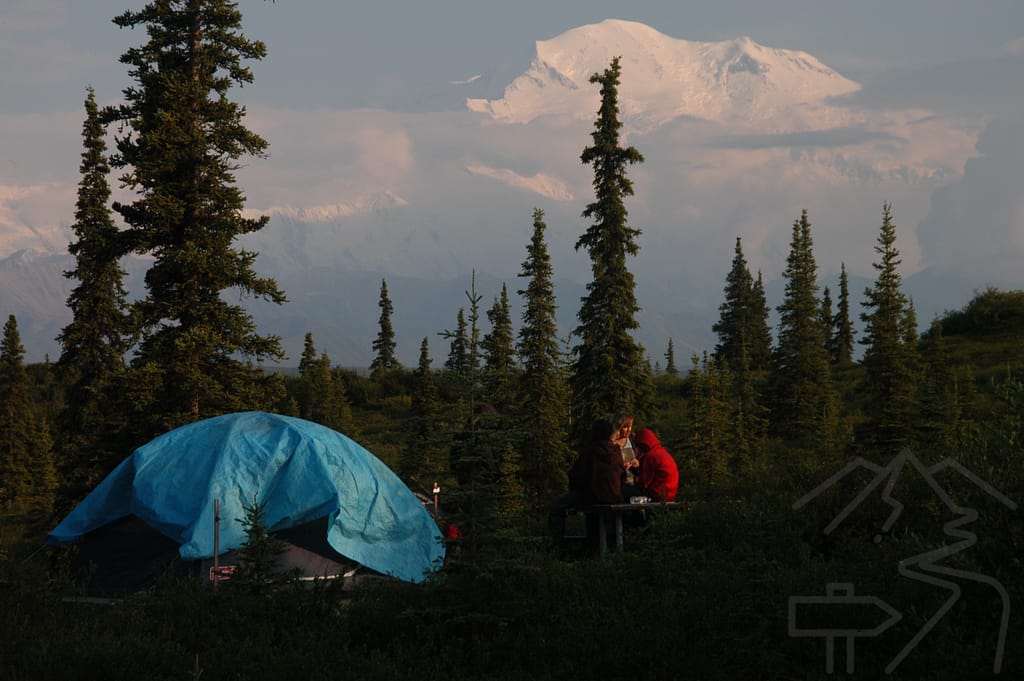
632 428 679 502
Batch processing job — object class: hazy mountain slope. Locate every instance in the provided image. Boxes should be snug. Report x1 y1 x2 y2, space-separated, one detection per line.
0 19 999 365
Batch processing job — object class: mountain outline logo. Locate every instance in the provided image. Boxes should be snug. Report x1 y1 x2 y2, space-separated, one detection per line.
791 448 1017 674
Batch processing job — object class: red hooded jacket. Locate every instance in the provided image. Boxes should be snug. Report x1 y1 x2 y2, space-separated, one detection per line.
633 429 679 502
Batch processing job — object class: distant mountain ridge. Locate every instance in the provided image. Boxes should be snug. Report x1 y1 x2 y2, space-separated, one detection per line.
0 247 995 368
468 19 860 130
0 19 1002 364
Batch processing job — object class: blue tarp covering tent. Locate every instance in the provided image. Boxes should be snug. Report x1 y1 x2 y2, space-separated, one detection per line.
47 411 444 587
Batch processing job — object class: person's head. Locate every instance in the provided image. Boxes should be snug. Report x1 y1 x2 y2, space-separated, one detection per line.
590 418 615 443
610 410 634 440
633 428 660 456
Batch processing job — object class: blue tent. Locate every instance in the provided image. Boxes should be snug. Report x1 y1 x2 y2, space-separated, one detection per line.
47 412 444 587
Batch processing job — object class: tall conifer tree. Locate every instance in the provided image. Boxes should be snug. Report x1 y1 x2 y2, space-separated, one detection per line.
298 332 318 376
751 271 774 371
0 316 32 508
57 87 132 489
833 263 855 367
771 210 835 445
370 278 400 376
104 0 285 431
445 308 470 375
686 352 734 490
570 57 647 437
27 416 58 515
516 208 571 503
296 339 351 433
664 338 678 377
711 241 770 464
481 283 517 412
403 337 443 477
714 237 764 371
860 203 918 452
821 286 836 362
917 319 959 452
326 364 354 434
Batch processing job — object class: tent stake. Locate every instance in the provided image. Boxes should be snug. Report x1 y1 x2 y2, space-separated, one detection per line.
213 499 220 589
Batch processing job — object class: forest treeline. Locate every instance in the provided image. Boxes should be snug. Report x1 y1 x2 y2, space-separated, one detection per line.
0 0 1021 563
1 3 1023 679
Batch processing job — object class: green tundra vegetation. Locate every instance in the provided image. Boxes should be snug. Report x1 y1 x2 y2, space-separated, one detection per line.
2 2 1023 679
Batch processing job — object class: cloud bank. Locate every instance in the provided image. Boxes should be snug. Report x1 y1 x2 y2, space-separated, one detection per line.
916 115 1024 284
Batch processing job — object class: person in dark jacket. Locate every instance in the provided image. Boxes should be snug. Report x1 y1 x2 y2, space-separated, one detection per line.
549 419 626 554
583 420 626 504
632 428 679 502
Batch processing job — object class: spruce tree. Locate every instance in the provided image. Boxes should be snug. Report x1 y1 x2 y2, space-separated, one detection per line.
713 237 767 371
732 340 769 475
403 337 443 478
298 332 318 376
234 497 292 591
57 87 132 491
750 271 774 371
833 263 855 367
481 283 517 412
27 416 58 516
902 299 920 347
516 208 571 504
917 319 958 452
412 337 440 421
305 358 336 427
494 441 527 542
570 56 647 437
370 278 400 376
444 275 496 554
859 203 918 453
664 338 678 377
444 308 470 376
296 334 320 421
327 363 354 435
104 0 285 431
771 210 835 446
0 316 32 508
821 286 836 362
297 342 351 433
711 240 772 467
686 352 734 490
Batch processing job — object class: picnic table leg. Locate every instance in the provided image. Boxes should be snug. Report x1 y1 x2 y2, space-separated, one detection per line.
598 512 608 558
614 513 624 553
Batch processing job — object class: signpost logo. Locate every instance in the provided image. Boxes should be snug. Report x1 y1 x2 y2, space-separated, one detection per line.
789 449 1016 674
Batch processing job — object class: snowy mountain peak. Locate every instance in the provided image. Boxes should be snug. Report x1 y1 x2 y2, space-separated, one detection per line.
3 248 51 266
467 19 860 130
248 191 409 224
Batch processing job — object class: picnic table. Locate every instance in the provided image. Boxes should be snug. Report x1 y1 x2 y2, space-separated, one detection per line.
576 501 682 558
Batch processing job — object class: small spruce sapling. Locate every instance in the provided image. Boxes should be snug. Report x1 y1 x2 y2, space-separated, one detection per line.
234 496 297 590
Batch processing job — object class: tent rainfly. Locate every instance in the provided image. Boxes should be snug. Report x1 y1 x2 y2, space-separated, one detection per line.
47 411 445 593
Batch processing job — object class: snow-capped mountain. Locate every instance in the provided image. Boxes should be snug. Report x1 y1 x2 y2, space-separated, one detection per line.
467 19 861 130
0 183 75 258
1 19 1007 365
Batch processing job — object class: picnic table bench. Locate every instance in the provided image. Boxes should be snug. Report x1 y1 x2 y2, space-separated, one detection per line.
575 501 683 558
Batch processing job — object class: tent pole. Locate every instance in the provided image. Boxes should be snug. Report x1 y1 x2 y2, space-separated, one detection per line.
213 499 220 589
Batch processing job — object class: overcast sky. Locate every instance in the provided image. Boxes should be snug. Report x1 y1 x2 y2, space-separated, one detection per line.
3 0 1023 284
3 0 1024 364
5 1 1024 115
